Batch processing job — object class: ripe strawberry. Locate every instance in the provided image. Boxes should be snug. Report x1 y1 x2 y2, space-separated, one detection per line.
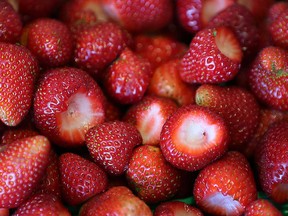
195 84 260 151
126 145 183 204
20 18 73 68
244 199 283 216
85 120 142 175
123 95 178 146
0 135 51 208
101 0 173 33
103 48 153 104
255 121 288 204
79 186 153 216
0 0 22 43
154 201 204 216
267 1 288 25
0 208 9 216
179 26 243 84
248 46 288 111
0 43 39 126
159 104 229 172
59 152 108 206
193 151 257 216
147 59 197 106
33 67 106 147
1 128 39 146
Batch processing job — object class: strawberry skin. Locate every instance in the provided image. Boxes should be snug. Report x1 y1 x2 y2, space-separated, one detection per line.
179 26 243 84
1 128 39 146
0 135 51 208
154 201 204 216
244 199 283 216
0 43 39 126
193 151 257 216
160 104 229 172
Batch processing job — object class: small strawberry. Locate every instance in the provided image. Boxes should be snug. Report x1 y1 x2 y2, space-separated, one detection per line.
193 151 257 216
248 46 288 111
179 26 243 84
59 152 108 206
123 95 178 146
154 201 204 216
79 186 153 216
0 42 39 126
1 128 39 146
85 120 142 175
126 145 183 204
255 121 288 204
195 84 260 151
160 104 229 172
244 199 283 216
33 67 106 147
0 135 51 208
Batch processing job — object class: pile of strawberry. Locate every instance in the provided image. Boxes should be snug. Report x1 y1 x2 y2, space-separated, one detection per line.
0 0 288 215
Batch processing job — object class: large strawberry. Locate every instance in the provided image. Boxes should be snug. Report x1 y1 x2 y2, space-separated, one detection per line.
193 151 257 216
33 67 106 147
0 43 39 126
0 135 51 208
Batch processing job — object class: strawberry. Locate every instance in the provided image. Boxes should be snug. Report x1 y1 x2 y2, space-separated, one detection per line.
267 1 288 25
159 104 229 172
179 26 243 84
0 43 39 126
0 0 22 43
0 135 51 208
193 151 257 216
59 152 108 206
176 0 236 34
85 120 142 175
20 18 73 68
126 145 183 204
1 128 39 146
33 67 106 148
123 95 178 146
195 84 260 151
103 48 153 104
0 208 9 216
154 201 204 216
244 199 283 216
248 46 288 111
255 121 288 204
79 186 153 216
147 59 197 106
101 0 174 33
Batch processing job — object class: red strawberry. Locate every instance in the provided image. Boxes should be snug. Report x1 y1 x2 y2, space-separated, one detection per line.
20 18 73 68
179 26 243 84
154 201 204 216
195 84 260 151
33 67 106 147
59 152 108 205
85 120 142 175
123 95 178 146
79 186 153 216
255 121 288 204
0 208 9 216
103 48 153 104
193 151 257 216
248 46 288 111
0 43 39 126
0 0 22 43
126 145 183 204
0 135 51 208
267 1 288 25
159 104 229 172
244 199 283 216
147 59 197 106
101 0 173 33
1 128 39 146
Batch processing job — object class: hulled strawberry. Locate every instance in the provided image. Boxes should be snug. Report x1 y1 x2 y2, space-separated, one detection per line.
0 43 39 126
160 104 229 172
244 199 283 216
179 26 243 84
85 120 142 175
248 46 288 111
193 151 257 216
33 67 106 147
59 152 108 206
255 121 288 204
126 145 183 204
0 135 51 208
154 201 204 216
123 95 178 146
